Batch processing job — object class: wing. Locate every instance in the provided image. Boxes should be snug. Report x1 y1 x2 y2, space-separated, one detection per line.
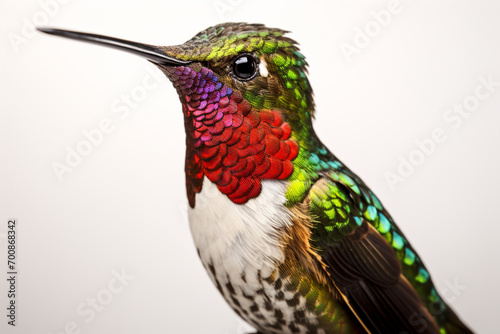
306 176 440 334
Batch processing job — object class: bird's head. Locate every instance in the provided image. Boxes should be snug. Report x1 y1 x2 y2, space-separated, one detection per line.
156 23 314 123
39 23 319 206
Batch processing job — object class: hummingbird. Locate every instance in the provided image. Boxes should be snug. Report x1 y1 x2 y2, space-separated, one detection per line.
38 23 473 334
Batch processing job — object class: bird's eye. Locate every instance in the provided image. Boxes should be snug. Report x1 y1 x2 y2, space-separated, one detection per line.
232 55 258 81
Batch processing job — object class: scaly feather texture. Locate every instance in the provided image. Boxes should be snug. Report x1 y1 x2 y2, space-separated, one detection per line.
39 22 474 334
156 23 473 334
189 178 363 333
159 64 298 207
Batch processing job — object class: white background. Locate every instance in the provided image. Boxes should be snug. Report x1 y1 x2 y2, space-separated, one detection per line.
1 1 499 333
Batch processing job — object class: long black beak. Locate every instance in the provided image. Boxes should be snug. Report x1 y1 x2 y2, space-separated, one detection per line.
37 27 191 66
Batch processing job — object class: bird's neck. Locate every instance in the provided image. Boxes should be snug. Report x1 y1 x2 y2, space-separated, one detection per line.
159 64 321 208
181 87 301 207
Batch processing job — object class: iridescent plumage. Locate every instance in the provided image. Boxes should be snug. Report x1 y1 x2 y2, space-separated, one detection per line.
38 22 473 334
160 64 298 207
158 23 472 334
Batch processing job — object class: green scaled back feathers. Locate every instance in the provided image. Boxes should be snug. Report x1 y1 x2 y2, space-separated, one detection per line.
163 23 470 333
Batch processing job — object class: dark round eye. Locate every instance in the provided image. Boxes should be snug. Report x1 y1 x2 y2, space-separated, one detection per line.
232 55 258 81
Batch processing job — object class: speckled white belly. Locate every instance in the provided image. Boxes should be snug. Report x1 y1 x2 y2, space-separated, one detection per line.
187 178 325 334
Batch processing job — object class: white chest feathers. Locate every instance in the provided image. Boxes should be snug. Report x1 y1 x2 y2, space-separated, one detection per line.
188 178 293 276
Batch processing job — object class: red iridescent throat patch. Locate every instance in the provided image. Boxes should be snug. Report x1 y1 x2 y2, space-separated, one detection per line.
163 65 299 207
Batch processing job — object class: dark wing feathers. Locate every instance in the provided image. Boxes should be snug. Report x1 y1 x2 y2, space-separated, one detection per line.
333 222 400 287
307 177 440 334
